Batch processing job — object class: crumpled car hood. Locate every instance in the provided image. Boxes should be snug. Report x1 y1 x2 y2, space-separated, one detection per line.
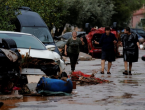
18 48 60 61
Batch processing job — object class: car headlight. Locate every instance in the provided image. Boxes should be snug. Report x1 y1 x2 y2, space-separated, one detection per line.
46 45 55 51
55 60 60 65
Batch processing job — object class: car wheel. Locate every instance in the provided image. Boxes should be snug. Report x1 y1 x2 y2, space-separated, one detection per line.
142 56 145 61
2 38 17 49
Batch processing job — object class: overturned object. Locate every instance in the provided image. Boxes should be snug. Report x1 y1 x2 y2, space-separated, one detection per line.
0 38 21 94
37 76 73 93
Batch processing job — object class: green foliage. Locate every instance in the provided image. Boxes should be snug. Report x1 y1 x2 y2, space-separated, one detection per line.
21 0 68 28
0 0 145 31
0 0 21 30
111 0 145 27
64 0 115 27
64 0 145 28
0 0 68 30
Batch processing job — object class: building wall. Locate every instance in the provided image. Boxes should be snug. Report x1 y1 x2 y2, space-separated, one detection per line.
132 14 144 28
130 6 145 28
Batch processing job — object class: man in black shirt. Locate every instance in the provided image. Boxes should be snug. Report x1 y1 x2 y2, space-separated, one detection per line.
95 26 118 74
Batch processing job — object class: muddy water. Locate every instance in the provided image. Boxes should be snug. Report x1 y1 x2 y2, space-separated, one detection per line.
1 77 144 110
1 50 145 110
0 78 144 110
0 96 47 110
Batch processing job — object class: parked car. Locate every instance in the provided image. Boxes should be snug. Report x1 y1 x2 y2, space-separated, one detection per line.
55 31 88 55
0 31 65 76
14 7 60 54
60 32 86 40
142 55 145 61
131 28 145 39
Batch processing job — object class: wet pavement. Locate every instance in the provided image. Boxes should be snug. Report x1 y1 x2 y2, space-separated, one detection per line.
1 49 145 110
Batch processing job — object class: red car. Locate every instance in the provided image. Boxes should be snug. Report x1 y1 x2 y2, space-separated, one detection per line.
86 27 118 57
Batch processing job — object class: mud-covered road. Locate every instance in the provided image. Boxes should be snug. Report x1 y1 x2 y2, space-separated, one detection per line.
1 49 145 110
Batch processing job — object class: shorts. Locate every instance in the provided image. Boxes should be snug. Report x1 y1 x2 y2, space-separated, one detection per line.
101 50 115 62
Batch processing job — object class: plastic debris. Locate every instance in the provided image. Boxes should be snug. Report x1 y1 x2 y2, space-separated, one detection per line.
71 71 110 85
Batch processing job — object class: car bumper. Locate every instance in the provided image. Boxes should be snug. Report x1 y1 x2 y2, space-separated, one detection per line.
21 59 65 75
89 49 102 57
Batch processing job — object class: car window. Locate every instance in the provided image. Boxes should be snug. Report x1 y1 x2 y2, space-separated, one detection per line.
137 30 145 34
21 27 54 43
0 33 46 50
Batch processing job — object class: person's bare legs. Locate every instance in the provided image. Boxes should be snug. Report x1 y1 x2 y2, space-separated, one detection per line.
107 62 112 73
129 62 132 75
129 62 132 71
124 61 128 71
101 60 105 73
123 61 128 75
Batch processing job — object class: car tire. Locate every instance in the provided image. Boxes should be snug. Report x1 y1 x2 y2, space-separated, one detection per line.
2 38 17 49
142 56 145 61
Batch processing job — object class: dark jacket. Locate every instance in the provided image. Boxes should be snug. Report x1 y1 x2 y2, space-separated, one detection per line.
121 33 139 62
99 33 117 51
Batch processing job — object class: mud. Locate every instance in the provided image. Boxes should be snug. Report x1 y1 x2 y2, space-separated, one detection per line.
0 96 47 110
1 49 145 110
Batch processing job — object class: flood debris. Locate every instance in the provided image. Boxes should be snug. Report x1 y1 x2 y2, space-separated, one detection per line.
20 54 60 76
0 102 3 108
0 38 22 94
36 76 73 95
0 95 23 100
71 71 110 85
79 52 92 61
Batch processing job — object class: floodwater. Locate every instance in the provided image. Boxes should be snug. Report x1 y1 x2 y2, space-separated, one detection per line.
0 97 47 110
1 50 145 110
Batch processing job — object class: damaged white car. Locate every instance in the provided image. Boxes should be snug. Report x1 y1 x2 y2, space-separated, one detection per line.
0 31 65 76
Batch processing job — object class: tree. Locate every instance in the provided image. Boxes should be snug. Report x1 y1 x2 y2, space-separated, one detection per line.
63 0 115 27
64 0 145 28
80 0 115 27
0 0 68 30
0 0 21 30
111 0 145 28
21 0 68 29
1 0 145 31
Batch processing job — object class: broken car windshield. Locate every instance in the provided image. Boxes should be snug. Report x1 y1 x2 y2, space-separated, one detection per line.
21 27 54 43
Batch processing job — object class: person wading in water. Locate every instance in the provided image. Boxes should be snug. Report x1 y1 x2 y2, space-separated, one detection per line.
94 26 118 74
121 27 140 75
64 31 84 72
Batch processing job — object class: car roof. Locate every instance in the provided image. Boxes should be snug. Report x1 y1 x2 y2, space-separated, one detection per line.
131 28 144 31
0 31 32 36
62 31 86 39
16 10 47 27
